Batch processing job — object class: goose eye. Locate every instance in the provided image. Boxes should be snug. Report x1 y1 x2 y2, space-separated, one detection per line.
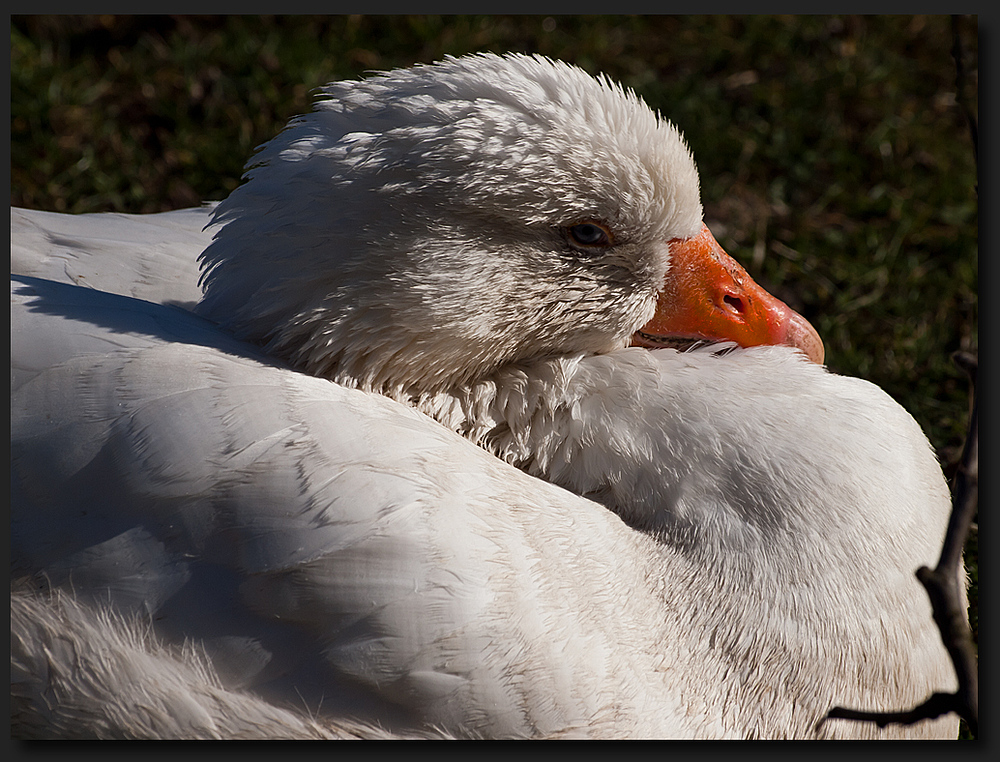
567 222 613 248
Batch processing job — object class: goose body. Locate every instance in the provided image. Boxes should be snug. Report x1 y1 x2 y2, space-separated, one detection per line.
10 54 959 739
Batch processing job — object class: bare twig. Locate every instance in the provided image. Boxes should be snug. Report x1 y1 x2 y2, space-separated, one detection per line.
917 353 978 735
821 17 978 737
822 353 978 737
950 15 979 168
826 693 968 730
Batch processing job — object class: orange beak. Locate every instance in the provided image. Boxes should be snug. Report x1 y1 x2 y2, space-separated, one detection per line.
631 224 824 364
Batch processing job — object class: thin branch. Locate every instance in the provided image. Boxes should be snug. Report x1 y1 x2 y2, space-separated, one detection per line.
823 353 978 737
826 693 967 730
950 15 979 168
918 374 978 737
821 15 979 739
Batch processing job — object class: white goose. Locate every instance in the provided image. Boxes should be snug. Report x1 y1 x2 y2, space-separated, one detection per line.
10 53 959 739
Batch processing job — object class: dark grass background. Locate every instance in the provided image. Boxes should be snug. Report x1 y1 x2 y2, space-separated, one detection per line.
9 14 979 726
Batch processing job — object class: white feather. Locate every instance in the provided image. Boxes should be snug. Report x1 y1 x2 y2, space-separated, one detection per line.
10 53 959 739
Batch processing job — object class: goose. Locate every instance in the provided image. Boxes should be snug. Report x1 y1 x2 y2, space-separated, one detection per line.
10 53 960 739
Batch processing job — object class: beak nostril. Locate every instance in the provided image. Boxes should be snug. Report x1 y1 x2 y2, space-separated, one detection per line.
723 293 746 315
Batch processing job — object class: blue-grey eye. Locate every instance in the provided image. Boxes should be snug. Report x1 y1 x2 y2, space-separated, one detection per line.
567 222 613 248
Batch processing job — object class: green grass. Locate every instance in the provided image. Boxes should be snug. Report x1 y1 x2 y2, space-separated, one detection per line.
10 12 978 715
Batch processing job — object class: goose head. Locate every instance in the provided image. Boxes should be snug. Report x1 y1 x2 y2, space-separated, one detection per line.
198 53 823 398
